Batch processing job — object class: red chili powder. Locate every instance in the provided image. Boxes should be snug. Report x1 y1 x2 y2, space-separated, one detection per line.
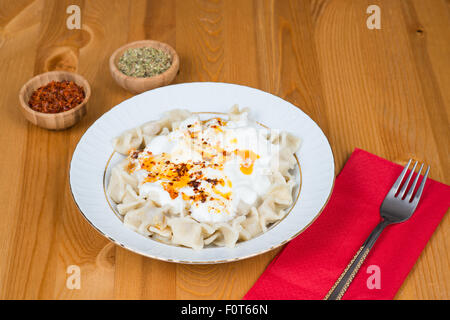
28 80 85 113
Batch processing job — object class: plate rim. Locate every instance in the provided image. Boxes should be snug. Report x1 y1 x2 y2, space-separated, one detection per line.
69 81 335 264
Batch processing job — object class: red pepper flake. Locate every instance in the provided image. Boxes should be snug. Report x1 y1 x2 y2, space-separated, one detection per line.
28 80 85 113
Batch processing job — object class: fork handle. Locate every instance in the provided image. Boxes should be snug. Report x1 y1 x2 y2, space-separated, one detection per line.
324 220 390 300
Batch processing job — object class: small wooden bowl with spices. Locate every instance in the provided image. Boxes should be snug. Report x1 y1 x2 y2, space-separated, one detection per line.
109 40 179 94
19 71 91 130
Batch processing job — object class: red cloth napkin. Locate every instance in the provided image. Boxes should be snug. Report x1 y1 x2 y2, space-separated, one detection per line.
244 148 450 300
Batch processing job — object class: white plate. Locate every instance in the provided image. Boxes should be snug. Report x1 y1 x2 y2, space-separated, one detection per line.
70 82 335 264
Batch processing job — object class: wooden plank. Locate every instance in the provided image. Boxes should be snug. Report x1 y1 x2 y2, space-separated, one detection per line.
0 0 44 299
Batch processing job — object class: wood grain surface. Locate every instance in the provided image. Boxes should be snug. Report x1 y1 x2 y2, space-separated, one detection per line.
0 0 448 300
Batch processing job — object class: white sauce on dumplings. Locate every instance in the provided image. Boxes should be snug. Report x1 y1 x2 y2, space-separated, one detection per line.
127 113 279 223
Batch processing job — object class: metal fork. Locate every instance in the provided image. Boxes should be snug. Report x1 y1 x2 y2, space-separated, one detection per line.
324 159 430 300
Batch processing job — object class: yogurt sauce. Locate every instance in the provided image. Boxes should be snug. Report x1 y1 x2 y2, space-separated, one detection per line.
128 113 280 223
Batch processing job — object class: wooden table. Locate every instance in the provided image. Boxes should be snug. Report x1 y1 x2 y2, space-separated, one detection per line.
0 0 448 300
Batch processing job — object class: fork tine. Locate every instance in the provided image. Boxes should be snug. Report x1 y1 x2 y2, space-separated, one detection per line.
412 165 430 203
398 161 418 198
406 163 424 201
391 159 412 194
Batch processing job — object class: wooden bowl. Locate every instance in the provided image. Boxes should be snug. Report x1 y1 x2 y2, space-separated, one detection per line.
109 40 179 94
19 71 91 130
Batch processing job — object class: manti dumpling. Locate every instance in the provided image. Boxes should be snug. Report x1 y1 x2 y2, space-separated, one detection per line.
107 106 301 249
